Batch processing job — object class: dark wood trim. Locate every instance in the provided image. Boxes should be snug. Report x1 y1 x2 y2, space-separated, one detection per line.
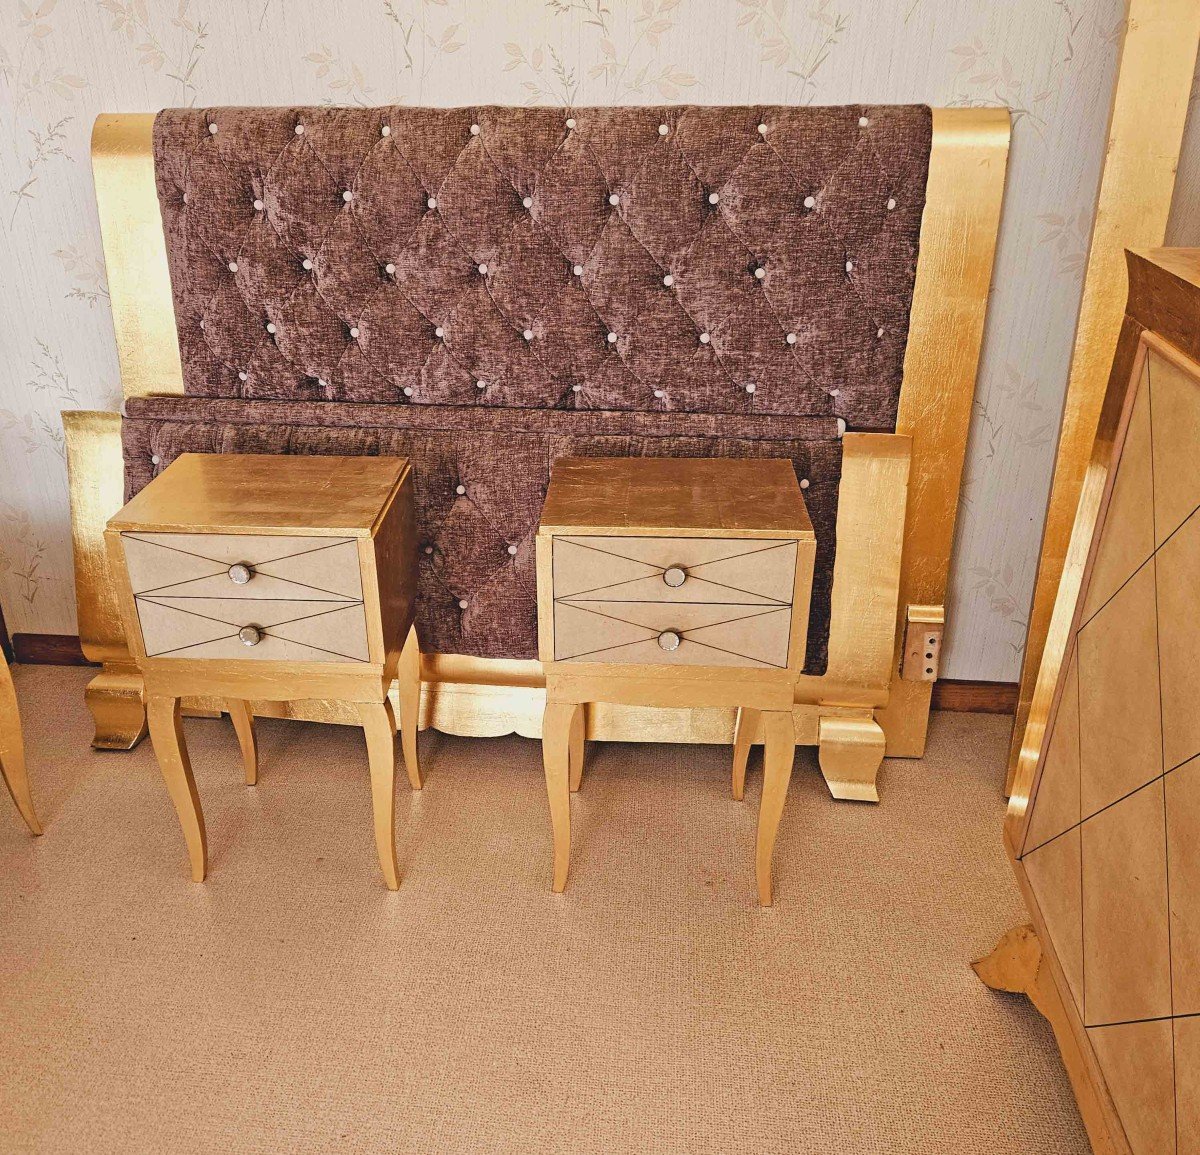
932 677 1018 714
11 633 97 667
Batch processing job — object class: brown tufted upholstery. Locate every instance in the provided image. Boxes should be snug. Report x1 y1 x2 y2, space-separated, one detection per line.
130 104 933 675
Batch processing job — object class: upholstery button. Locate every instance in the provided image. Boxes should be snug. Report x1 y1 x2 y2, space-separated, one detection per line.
523 328 534 341
608 193 619 206
522 196 533 209
877 327 885 338
653 389 665 399
295 124 304 135
151 454 161 465
455 484 466 495
182 192 188 204
572 384 582 392
427 196 438 209
606 332 617 344
566 117 576 129
658 124 669 135
424 545 433 554
381 124 390 136
238 371 247 381
800 478 810 489
754 266 765 280
757 123 768 135
342 190 353 202
302 258 313 271
478 262 488 275
886 197 897 211
199 318 205 330
708 192 719 205
253 198 264 211
845 260 854 273
507 544 518 556
458 599 469 609
745 383 756 393
837 418 847 437
403 386 414 397
385 262 396 275
470 123 480 135
858 115 869 127
317 377 329 389
803 195 816 209
228 261 238 273
266 322 277 334
350 326 360 339
786 332 797 345
573 264 584 276
830 387 841 396
476 380 487 390
208 123 218 135
699 332 710 344
435 326 444 338
662 274 674 287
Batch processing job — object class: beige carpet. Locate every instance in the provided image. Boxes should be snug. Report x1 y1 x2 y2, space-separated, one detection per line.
0 665 1088 1154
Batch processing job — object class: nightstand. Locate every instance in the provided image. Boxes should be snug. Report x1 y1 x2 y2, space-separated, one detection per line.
536 457 816 905
105 453 421 889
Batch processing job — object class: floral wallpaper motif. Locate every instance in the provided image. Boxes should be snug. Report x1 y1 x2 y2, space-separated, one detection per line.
0 0 1129 681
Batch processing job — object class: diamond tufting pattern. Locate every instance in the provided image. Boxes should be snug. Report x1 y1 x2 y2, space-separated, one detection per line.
130 104 934 677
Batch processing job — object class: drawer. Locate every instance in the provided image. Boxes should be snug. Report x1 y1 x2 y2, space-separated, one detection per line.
551 536 797 605
120 533 363 601
552 599 793 669
133 594 369 663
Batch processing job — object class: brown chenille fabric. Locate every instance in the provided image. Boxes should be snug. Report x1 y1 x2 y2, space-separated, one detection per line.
142 104 934 674
123 399 842 671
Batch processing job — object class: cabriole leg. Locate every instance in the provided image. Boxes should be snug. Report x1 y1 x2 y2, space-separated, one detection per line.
226 699 258 785
358 699 401 891
0 655 41 835
568 702 586 793
755 710 795 906
397 625 422 790
146 695 207 882
542 699 577 893
731 705 760 801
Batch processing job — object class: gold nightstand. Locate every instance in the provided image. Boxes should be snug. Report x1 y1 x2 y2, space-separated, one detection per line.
105 454 421 889
536 457 816 905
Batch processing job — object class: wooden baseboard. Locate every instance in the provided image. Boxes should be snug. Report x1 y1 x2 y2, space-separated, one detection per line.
11 633 97 667
931 678 1018 714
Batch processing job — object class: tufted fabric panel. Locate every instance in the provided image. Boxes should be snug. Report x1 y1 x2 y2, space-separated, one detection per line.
123 397 842 673
154 104 931 426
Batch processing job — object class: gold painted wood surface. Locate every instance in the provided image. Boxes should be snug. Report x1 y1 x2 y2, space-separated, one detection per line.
72 107 1009 755
0 650 41 835
1001 311 1200 1153
1009 2 1200 794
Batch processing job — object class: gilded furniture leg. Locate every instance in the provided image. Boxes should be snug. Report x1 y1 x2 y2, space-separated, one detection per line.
225 700 257 786
0 654 41 835
542 699 576 893
755 710 795 906
817 714 886 802
568 702 586 793
358 700 401 891
731 705 759 801
86 661 148 751
397 625 422 790
146 695 207 882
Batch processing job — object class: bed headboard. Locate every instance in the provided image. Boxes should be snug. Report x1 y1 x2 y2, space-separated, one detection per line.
152 105 930 428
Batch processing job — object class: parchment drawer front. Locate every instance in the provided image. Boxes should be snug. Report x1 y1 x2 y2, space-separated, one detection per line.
553 599 793 668
552 536 797 605
133 595 369 663
121 533 363 601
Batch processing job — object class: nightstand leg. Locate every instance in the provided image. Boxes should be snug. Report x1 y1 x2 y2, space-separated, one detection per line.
731 706 759 801
0 656 41 835
226 700 258 786
542 699 576 893
756 710 795 907
568 702 586 793
147 695 207 882
359 700 400 891
397 625 422 790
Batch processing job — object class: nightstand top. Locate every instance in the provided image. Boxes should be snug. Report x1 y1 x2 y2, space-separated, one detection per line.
108 453 410 537
539 457 813 539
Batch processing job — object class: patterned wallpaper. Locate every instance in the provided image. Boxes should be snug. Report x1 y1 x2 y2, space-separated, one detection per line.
0 0 1126 681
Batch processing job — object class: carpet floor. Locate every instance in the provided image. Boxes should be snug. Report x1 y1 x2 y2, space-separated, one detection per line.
0 665 1088 1154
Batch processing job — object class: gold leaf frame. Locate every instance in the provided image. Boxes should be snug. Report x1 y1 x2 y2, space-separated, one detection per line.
67 108 1010 764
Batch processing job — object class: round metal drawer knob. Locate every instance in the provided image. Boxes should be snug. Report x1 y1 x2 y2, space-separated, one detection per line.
662 565 687 588
238 625 263 647
657 629 682 653
228 562 254 585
